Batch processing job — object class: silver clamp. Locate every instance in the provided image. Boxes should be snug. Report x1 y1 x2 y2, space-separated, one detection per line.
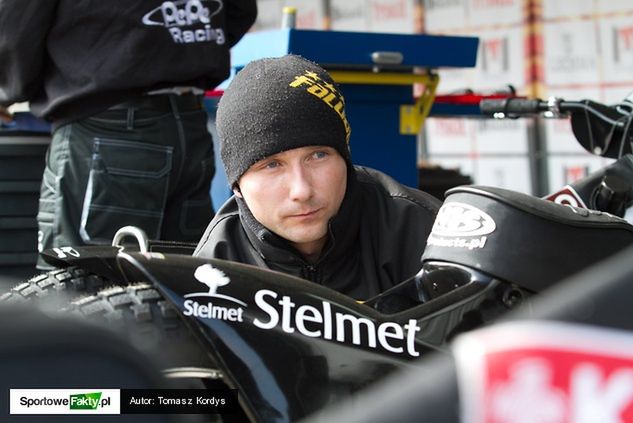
544 96 563 118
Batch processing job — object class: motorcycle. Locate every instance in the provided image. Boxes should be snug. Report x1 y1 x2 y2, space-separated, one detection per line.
2 96 633 422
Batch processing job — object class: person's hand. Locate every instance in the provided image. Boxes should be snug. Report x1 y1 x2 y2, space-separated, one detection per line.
0 105 13 124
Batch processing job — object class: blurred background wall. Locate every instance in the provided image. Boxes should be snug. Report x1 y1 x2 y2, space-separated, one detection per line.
250 0 633 196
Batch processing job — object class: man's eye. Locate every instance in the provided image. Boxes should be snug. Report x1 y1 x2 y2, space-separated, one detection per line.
312 151 328 159
264 160 280 169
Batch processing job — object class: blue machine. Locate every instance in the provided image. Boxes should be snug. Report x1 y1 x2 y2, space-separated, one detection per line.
209 29 479 209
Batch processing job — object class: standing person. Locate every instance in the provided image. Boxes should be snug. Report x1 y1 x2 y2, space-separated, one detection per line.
194 55 441 300
0 0 257 269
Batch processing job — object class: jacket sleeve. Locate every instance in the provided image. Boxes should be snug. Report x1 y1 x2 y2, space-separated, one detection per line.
0 0 57 106
225 0 258 48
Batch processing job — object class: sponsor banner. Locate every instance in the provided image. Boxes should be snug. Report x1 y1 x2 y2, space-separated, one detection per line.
543 20 599 86
542 0 593 20
424 117 474 155
453 321 633 423
596 0 633 15
434 67 475 93
422 156 476 184
547 155 613 193
252 0 283 31
10 389 120 414
367 0 415 34
472 27 527 90
599 16 633 83
331 0 369 31
467 0 523 27
474 117 529 154
475 156 532 194
423 0 467 33
602 86 633 105
284 0 325 29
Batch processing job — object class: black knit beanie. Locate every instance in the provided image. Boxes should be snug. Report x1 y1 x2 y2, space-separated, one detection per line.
216 54 352 186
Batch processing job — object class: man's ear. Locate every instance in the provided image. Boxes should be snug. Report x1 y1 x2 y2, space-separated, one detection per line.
232 185 243 198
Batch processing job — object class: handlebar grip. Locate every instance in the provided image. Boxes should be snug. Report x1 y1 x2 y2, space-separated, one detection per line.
480 98 546 115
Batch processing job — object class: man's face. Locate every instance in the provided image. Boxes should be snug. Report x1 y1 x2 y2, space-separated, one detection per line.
236 145 347 258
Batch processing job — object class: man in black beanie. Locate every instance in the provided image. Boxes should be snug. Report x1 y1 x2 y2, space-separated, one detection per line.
194 54 440 299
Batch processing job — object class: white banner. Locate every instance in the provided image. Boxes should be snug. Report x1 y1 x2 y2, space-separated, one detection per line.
10 389 121 415
467 0 523 27
367 0 415 34
424 0 467 33
543 20 599 86
330 0 369 32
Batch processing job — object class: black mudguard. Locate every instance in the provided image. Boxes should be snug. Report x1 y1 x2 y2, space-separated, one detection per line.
40 245 127 283
39 240 197 284
115 251 511 422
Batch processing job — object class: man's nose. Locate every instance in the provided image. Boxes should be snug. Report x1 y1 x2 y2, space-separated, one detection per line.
288 165 313 201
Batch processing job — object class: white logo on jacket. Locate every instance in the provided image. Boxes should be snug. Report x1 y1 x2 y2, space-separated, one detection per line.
142 0 226 45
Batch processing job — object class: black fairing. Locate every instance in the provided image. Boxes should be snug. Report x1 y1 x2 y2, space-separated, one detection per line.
422 185 633 292
39 240 197 283
115 252 519 422
40 245 127 282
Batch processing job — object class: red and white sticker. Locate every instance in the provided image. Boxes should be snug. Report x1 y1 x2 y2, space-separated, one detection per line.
453 321 633 423
544 185 588 209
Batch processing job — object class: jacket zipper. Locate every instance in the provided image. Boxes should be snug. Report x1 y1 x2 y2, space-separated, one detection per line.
303 264 318 282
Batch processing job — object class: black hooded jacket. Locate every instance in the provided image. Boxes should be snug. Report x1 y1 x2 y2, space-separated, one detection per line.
0 0 257 127
194 166 441 300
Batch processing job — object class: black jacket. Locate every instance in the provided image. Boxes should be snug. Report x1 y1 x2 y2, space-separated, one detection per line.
194 167 441 300
0 0 257 126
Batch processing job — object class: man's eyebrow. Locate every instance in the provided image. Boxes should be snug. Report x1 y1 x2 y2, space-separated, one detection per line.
252 154 280 166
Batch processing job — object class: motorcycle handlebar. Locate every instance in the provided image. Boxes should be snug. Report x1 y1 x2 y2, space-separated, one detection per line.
480 97 627 127
480 96 633 159
479 98 548 116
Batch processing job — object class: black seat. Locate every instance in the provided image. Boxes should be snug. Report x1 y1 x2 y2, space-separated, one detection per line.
422 185 633 293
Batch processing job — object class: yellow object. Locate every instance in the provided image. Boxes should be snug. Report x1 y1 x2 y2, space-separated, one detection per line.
328 71 431 86
327 70 439 135
281 7 297 29
399 73 439 135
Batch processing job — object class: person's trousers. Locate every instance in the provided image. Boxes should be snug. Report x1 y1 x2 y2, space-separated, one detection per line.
37 93 215 269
